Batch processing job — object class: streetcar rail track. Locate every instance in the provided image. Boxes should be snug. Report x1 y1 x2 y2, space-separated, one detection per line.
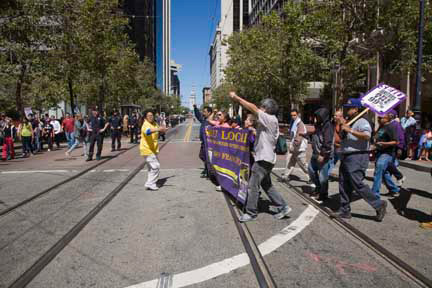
223 193 277 288
272 171 432 288
6 126 182 288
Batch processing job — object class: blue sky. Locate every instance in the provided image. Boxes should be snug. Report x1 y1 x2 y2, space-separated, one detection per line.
171 0 220 107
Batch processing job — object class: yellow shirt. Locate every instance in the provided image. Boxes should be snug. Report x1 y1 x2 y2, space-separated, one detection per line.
20 123 32 137
140 120 159 156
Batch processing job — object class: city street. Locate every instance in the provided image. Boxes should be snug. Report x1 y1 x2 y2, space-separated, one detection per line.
1 120 430 288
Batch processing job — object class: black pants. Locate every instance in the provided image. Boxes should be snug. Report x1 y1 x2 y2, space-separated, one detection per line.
54 134 61 148
88 133 103 159
111 130 121 150
130 128 138 143
42 136 53 150
22 136 32 155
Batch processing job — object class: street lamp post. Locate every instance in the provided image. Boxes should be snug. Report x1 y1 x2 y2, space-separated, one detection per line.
413 0 425 125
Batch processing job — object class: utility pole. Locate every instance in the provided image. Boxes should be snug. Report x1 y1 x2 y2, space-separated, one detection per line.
413 0 425 126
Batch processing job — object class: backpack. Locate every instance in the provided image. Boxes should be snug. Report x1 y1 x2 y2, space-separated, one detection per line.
275 134 288 155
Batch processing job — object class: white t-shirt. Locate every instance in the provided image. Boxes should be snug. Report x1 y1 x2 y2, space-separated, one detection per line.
254 111 278 164
51 120 61 134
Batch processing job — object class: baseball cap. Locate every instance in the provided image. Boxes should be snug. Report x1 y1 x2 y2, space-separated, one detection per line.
343 98 363 108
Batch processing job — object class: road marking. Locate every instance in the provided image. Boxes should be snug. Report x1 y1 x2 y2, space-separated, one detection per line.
183 121 193 142
125 205 319 288
1 170 72 174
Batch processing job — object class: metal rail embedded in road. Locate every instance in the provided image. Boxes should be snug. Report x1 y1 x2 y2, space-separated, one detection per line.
272 172 432 288
223 193 277 288
7 133 178 288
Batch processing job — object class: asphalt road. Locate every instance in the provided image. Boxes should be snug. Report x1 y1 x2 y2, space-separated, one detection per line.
0 120 430 288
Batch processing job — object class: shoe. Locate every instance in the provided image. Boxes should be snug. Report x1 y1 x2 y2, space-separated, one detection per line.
312 194 329 204
396 176 406 187
308 181 316 189
330 211 352 219
239 213 257 222
216 186 222 191
86 157 92 162
273 206 292 220
420 221 432 229
48 149 51 152
111 149 115 152
146 186 159 191
96 156 101 161
376 201 387 222
65 151 70 157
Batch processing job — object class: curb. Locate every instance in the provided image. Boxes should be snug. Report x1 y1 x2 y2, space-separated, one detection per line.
399 161 431 173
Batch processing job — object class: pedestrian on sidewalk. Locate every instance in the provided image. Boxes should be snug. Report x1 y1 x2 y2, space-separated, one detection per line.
129 112 139 144
62 113 75 149
66 114 86 157
2 118 16 161
86 109 109 161
229 92 292 222
0 113 5 150
308 108 334 203
193 104 213 178
109 110 122 151
123 114 129 137
140 110 168 191
30 114 42 153
282 109 309 182
372 114 400 198
50 116 62 149
334 98 387 221
18 118 33 158
42 119 54 151
401 110 417 159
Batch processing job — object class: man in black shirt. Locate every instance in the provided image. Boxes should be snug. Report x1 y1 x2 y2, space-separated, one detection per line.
128 112 139 144
372 113 400 198
109 110 122 151
86 109 109 161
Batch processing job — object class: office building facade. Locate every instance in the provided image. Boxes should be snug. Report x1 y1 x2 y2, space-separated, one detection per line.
249 0 287 26
202 87 212 105
170 60 181 98
156 0 171 95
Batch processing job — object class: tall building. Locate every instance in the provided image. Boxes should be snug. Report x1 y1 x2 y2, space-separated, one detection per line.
121 0 156 68
156 0 171 95
249 0 288 26
170 60 181 98
189 86 196 110
202 87 212 105
209 0 249 90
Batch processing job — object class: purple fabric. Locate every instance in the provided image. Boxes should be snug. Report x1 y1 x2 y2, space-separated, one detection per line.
390 121 405 149
205 127 253 204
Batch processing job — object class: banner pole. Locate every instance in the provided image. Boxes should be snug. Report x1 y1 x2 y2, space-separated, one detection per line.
347 108 370 126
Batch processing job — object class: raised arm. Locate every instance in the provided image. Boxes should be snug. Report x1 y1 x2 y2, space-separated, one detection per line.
229 92 259 115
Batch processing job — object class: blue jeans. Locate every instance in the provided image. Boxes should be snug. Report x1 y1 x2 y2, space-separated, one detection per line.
328 153 340 177
65 132 75 149
373 153 399 198
308 157 331 196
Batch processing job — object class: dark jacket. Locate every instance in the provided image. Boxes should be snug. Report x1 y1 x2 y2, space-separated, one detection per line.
194 107 208 142
311 108 334 160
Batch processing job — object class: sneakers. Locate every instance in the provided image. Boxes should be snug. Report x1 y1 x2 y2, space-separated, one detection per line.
96 155 101 161
146 186 159 191
274 205 292 220
420 221 432 229
239 213 257 223
65 151 70 157
376 201 387 222
312 194 329 204
307 181 316 189
215 186 222 191
330 210 352 219
86 157 92 162
111 149 115 152
396 176 406 187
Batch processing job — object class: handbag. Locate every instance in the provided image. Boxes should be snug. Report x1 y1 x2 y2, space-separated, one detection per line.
275 134 288 155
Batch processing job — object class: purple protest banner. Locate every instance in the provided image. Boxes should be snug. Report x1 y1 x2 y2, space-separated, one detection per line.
361 84 407 116
205 127 252 204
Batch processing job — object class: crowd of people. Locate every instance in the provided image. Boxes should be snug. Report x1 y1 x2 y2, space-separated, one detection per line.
0 109 176 162
194 93 431 225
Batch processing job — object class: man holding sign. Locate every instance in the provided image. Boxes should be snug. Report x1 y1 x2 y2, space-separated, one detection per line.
333 98 387 221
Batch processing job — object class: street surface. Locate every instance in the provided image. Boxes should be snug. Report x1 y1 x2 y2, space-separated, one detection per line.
0 119 431 288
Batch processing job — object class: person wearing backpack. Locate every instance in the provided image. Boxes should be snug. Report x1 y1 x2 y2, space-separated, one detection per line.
229 92 292 223
308 107 334 203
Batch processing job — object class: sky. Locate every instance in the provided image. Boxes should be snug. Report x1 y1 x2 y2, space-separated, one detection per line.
171 0 221 108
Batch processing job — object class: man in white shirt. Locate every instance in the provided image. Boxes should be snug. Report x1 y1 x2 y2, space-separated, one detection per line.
50 115 62 149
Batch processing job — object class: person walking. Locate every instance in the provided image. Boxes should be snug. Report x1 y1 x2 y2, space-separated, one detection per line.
140 110 168 191
282 109 309 182
123 114 129 137
334 98 387 221
42 119 54 151
62 113 75 149
372 114 400 198
129 112 139 144
229 91 292 222
193 104 213 178
65 114 86 157
30 114 42 153
86 109 109 161
50 116 62 149
109 110 122 151
1 118 16 161
386 110 406 187
328 110 344 177
18 118 33 157
308 108 334 202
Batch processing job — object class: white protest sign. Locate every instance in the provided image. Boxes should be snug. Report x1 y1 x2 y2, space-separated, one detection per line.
361 84 407 116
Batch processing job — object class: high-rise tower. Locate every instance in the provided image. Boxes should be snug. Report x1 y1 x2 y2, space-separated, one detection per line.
156 0 171 95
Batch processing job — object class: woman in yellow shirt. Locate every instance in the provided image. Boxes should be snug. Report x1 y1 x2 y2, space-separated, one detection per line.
18 118 34 157
140 110 167 190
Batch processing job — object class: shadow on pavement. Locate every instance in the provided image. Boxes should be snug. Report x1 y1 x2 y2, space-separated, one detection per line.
157 175 176 188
